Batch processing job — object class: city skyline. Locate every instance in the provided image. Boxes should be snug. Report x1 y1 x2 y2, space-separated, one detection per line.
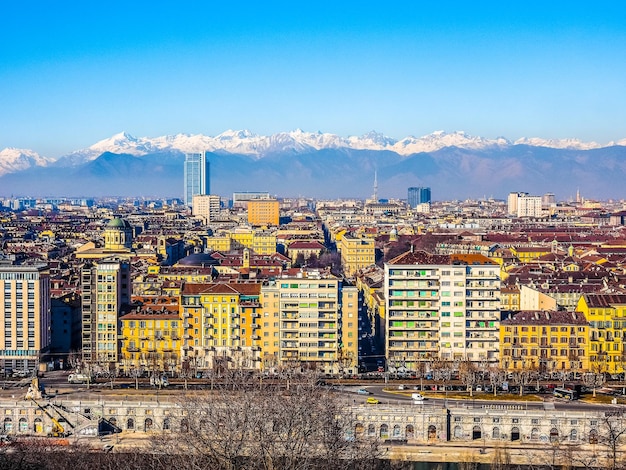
1 2 625 157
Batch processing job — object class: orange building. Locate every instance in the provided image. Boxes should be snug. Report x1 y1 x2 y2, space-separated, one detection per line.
248 199 280 226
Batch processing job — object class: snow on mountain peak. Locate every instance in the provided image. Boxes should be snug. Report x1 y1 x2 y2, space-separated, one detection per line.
0 147 52 176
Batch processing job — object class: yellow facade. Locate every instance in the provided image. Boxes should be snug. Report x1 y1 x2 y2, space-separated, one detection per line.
119 311 182 373
341 285 359 374
247 199 280 226
510 246 551 264
204 235 232 252
259 285 281 370
577 294 626 374
338 234 376 278
500 310 589 373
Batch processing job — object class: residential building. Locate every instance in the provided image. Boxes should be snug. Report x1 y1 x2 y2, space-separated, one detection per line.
338 234 376 278
500 310 589 373
507 192 543 218
232 191 270 209
576 294 626 374
0 263 51 374
248 198 280 226
184 152 210 206
192 194 221 222
119 307 182 375
80 258 131 364
384 251 501 369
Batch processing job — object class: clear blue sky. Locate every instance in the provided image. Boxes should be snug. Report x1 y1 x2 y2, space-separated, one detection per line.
1 1 625 157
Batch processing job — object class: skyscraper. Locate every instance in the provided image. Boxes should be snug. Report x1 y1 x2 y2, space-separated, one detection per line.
184 152 210 206
407 187 431 208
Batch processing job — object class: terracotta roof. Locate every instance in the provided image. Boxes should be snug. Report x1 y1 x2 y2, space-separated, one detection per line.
502 310 588 326
583 293 626 308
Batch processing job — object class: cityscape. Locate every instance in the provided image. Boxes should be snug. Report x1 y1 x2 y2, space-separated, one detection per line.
2 2 626 469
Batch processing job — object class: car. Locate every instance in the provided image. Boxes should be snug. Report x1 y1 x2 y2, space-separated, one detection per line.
398 384 406 390
366 397 380 404
411 393 425 402
356 388 371 395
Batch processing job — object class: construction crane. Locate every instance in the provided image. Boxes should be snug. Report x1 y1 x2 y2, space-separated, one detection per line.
25 378 72 437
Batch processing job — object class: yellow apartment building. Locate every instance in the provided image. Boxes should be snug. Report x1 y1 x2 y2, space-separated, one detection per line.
510 246 552 264
180 282 262 372
338 234 376 278
119 308 182 374
500 286 521 311
577 293 626 374
500 310 589 372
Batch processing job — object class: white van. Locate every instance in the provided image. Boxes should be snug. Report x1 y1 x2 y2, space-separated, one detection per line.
412 393 425 403
68 373 91 384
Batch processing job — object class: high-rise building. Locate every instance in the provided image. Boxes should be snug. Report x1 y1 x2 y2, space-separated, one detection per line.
0 263 51 374
184 152 210 206
384 251 501 369
81 258 131 364
507 192 542 218
408 187 431 208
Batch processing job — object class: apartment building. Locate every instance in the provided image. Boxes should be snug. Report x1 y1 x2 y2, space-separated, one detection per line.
0 263 51 374
247 198 280 226
576 293 626 374
265 269 351 375
80 258 130 364
500 310 589 373
384 250 500 369
180 282 262 372
338 234 376 278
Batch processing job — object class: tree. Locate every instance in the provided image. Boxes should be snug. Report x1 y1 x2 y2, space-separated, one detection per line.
151 375 391 470
458 360 478 397
488 366 507 397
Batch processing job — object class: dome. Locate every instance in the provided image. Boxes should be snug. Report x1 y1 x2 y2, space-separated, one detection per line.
177 252 219 267
107 217 132 229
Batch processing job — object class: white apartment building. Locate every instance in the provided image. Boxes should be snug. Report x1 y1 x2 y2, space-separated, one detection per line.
384 251 500 369
192 194 221 222
0 263 51 374
508 192 543 218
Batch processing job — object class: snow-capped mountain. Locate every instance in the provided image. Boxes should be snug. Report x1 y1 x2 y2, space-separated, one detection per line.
0 148 52 176
1 129 625 174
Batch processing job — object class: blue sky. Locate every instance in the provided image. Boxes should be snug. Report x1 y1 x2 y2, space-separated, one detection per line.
1 1 625 157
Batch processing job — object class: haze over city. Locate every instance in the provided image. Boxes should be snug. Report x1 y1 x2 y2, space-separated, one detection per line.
1 2 626 158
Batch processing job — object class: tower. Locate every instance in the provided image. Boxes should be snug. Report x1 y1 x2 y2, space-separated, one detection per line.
408 187 431 208
184 152 210 206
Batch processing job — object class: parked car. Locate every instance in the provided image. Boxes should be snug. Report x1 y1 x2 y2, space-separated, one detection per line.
366 397 380 405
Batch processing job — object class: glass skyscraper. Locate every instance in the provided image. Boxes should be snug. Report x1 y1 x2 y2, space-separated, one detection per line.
184 152 210 206
407 186 431 208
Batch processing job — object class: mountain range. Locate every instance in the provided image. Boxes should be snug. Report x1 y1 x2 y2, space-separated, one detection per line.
1 130 625 200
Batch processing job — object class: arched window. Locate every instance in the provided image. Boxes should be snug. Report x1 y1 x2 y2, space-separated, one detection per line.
3 418 12 433
180 418 189 433
163 418 171 431
511 426 520 441
406 425 415 439
380 424 389 439
570 429 577 441
589 429 598 444
428 425 437 440
492 427 500 439
18 418 27 433
367 424 376 437
127 418 135 430
531 428 539 440
145 418 153 432
355 423 365 436
550 428 559 443
472 426 482 440
392 425 401 437
454 425 463 439
34 417 43 433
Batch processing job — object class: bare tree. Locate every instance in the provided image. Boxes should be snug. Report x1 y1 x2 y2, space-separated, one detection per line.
458 360 478 397
488 366 507 397
583 371 606 398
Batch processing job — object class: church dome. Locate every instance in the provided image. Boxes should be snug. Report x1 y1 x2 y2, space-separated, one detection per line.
177 252 219 267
